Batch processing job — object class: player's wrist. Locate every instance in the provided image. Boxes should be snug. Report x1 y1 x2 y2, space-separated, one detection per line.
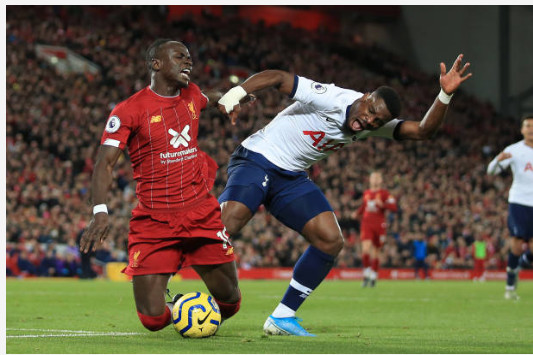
93 204 108 215
438 89 454 105
218 86 247 114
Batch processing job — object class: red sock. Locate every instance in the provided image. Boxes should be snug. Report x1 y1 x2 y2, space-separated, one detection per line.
137 307 171 331
362 253 370 268
215 293 241 320
372 258 379 272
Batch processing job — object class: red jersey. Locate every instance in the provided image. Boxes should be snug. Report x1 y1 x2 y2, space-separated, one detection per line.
357 189 397 224
100 84 217 210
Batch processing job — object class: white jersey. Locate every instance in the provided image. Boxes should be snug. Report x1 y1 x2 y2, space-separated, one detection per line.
487 140 533 207
241 76 403 171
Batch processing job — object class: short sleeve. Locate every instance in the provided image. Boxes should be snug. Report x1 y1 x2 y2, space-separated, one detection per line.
100 102 135 150
365 119 404 140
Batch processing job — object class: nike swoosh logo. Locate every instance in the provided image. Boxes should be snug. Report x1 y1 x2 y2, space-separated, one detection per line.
197 310 212 325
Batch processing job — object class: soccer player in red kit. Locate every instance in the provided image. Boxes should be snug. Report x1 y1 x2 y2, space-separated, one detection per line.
80 39 241 332
354 171 397 287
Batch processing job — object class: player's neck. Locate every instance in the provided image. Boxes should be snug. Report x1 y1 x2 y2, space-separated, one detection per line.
150 82 182 97
524 139 533 148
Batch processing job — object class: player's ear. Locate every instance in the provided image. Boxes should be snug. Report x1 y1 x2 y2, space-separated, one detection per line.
151 58 161 71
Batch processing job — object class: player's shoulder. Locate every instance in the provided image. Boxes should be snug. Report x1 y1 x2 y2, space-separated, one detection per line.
296 75 360 101
506 140 526 151
183 82 203 96
187 82 201 92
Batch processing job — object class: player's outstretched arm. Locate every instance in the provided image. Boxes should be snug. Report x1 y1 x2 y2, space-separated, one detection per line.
79 145 122 253
397 54 472 140
218 70 294 125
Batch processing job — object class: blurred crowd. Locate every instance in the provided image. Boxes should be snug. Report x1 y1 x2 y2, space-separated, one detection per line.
6 6 519 278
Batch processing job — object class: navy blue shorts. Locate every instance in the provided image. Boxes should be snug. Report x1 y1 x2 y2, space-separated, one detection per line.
507 203 533 240
218 145 333 233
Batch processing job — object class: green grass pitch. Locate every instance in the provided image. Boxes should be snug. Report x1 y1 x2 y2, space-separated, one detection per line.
6 278 533 353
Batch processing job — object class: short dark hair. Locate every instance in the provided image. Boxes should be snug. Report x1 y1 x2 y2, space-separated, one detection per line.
374 86 402 118
521 113 533 125
145 38 175 72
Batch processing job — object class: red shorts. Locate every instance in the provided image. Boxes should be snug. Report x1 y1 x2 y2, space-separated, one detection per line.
123 195 235 276
360 221 386 248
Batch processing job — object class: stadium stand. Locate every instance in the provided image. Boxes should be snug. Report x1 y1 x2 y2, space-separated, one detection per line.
6 6 516 278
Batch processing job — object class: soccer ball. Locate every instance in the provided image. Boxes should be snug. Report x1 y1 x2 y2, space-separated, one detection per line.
172 292 221 338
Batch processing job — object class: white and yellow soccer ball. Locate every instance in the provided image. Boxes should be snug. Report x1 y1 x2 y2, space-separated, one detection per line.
172 292 221 338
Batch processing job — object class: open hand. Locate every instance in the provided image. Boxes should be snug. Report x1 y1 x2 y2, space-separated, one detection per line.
217 94 255 126
440 54 473 95
217 103 242 125
79 213 109 253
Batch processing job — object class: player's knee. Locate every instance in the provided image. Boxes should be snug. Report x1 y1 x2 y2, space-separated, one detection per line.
221 202 252 236
137 308 171 332
316 233 344 256
223 220 243 237
215 289 241 320
330 235 345 255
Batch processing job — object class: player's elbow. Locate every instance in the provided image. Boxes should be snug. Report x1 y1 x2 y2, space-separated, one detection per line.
417 128 437 140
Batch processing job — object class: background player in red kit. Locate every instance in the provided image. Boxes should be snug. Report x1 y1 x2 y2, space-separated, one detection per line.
80 39 241 332
354 171 397 287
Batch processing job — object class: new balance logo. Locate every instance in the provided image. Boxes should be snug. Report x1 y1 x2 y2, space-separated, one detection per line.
168 125 191 148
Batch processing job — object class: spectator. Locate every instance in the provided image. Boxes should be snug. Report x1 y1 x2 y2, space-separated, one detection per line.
412 233 429 279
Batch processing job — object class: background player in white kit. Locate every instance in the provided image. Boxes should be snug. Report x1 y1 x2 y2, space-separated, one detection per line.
487 114 533 300
218 54 472 336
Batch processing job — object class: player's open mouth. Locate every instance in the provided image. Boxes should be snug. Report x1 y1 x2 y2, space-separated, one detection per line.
180 69 191 81
351 118 365 132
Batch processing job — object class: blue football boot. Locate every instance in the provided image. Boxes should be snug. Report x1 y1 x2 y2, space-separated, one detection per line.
263 315 316 336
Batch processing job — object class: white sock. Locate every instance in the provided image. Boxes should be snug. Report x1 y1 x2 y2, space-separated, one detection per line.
363 267 372 278
272 303 296 318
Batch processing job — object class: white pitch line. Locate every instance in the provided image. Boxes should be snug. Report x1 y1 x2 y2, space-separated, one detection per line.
7 328 103 333
6 329 145 338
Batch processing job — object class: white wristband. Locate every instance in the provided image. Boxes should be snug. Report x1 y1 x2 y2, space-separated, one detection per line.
438 89 454 105
93 204 108 215
218 86 247 114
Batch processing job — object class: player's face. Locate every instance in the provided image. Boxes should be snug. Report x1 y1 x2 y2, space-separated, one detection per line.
156 42 193 88
521 118 533 142
369 172 383 188
347 93 392 133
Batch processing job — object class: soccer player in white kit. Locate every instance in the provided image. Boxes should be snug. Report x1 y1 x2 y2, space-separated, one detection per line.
487 114 533 300
218 54 472 336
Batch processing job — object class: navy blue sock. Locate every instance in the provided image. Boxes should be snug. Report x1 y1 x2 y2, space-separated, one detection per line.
280 246 335 312
506 252 520 288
